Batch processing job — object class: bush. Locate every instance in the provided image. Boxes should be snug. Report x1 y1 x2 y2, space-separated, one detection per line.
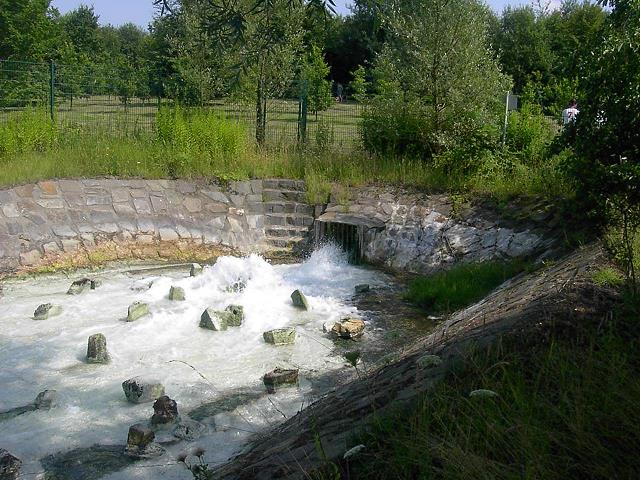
156 106 249 159
506 103 558 164
0 109 59 157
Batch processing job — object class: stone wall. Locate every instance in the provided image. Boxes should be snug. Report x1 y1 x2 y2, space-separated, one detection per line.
0 179 267 274
317 188 554 274
0 179 556 277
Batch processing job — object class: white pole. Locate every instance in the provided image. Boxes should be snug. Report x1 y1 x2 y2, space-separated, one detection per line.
502 91 510 146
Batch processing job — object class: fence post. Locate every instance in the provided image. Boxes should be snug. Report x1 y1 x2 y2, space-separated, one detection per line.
502 90 510 146
49 60 55 121
298 79 308 143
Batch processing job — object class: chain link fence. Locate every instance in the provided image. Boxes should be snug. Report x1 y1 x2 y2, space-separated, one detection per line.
0 59 363 149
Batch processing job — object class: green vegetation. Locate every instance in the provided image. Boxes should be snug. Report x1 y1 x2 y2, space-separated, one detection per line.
344 309 640 479
405 261 528 314
592 267 624 287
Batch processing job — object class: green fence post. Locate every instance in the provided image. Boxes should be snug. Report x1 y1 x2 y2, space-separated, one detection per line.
49 60 55 121
298 80 308 143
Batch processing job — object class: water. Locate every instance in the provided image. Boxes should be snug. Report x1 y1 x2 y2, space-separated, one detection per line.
0 245 388 479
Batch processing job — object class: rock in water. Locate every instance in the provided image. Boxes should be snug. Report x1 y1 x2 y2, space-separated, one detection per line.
172 418 206 441
168 286 185 301
87 333 110 364
263 368 299 393
127 302 149 322
122 377 165 404
0 449 21 480
355 284 370 294
124 424 164 459
190 263 203 277
34 390 57 410
67 278 97 295
324 315 366 339
33 303 62 320
151 396 179 425
225 304 244 326
199 308 229 331
291 289 309 310
263 327 296 346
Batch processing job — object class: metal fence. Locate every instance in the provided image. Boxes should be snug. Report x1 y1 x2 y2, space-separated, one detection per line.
0 59 363 149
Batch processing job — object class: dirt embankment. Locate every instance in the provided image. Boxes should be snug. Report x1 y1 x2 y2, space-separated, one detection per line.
213 244 619 479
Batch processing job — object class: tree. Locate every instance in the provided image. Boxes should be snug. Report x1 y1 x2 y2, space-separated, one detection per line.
362 0 510 157
0 0 61 60
349 65 368 103
569 0 640 289
301 45 332 117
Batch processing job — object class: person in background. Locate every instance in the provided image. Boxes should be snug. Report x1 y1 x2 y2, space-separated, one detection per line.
336 83 344 102
562 99 579 125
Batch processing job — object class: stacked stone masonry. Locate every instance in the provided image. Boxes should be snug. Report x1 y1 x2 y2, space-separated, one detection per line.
0 179 315 274
0 179 551 275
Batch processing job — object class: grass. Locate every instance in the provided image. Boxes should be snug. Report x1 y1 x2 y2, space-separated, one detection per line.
339 304 640 480
405 260 529 314
0 106 574 205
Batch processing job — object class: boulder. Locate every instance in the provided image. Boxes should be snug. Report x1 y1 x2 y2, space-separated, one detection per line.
151 396 179 425
0 449 21 480
324 315 366 339
263 327 296 346
225 280 246 293
33 303 62 320
263 368 299 393
67 278 100 295
199 308 229 331
355 284 370 294
172 418 206 441
86 333 110 364
124 424 164 459
127 302 149 322
122 377 165 404
168 286 185 301
34 390 57 410
225 304 244 327
291 289 309 310
190 263 203 277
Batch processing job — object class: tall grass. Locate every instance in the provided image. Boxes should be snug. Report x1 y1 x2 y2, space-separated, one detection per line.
343 310 640 480
405 260 528 313
0 106 573 204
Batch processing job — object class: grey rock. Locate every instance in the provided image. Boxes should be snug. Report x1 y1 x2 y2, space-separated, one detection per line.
199 308 229 331
124 424 165 459
34 389 57 410
291 289 309 310
34 303 62 320
172 418 206 441
190 263 203 277
87 333 110 364
127 302 150 322
263 368 299 393
151 395 179 425
263 327 296 346
224 280 246 293
355 284 370 294
122 377 165 404
67 278 100 295
168 286 185 301
0 449 21 480
225 304 244 327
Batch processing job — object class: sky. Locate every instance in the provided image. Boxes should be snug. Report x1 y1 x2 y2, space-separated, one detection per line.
51 0 530 28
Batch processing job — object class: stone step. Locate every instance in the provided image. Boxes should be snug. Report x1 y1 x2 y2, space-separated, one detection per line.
265 236 307 249
262 189 308 204
265 213 315 227
265 226 311 238
262 179 306 191
265 201 315 216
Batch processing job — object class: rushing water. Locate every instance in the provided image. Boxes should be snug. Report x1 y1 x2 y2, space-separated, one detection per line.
0 245 391 479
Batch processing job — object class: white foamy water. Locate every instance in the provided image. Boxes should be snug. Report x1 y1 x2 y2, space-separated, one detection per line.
0 245 386 479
